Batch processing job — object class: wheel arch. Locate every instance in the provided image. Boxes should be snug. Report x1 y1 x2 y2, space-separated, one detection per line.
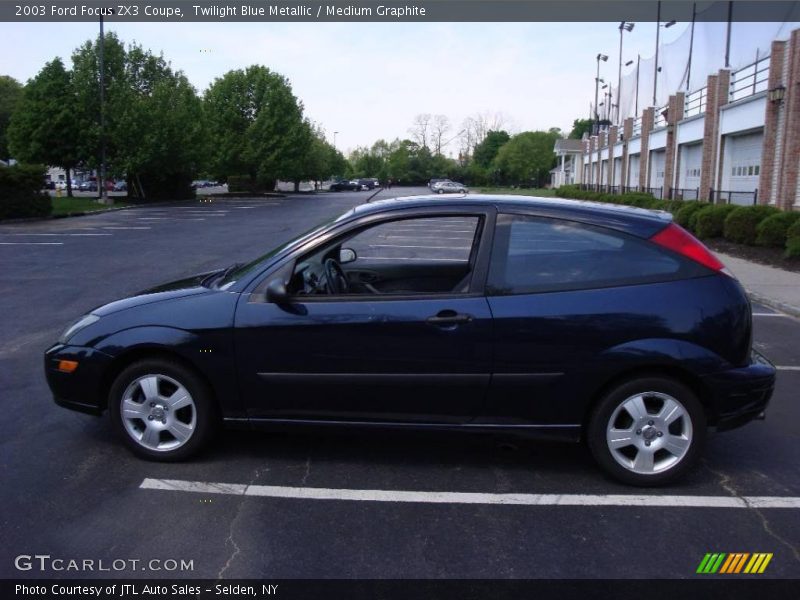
99 346 219 417
581 364 717 437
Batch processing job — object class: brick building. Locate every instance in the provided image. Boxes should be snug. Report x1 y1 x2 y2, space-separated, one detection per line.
557 27 800 212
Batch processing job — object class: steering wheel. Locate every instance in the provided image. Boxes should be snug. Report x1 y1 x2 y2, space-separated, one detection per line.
324 258 349 294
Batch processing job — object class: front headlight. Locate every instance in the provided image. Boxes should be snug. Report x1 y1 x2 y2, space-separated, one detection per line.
58 314 100 344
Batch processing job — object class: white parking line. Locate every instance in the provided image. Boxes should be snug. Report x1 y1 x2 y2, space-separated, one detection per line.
0 242 64 245
752 313 788 317
775 366 800 371
102 226 151 230
140 478 800 509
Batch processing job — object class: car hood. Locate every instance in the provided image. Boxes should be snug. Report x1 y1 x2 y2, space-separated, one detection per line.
91 272 216 317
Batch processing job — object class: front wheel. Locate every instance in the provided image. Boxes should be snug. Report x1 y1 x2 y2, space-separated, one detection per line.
587 376 706 486
108 359 218 461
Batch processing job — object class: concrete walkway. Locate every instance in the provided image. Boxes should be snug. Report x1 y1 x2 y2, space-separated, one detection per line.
717 252 800 317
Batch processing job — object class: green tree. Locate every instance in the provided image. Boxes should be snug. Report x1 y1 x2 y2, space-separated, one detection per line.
8 59 83 196
0 75 23 162
493 130 560 186
204 65 307 191
568 118 593 139
70 33 127 176
472 130 510 168
71 35 206 199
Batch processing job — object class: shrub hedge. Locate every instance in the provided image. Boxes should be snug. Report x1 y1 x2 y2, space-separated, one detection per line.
674 201 708 228
755 212 800 247
693 204 738 239
723 205 780 245
785 220 800 258
0 163 52 220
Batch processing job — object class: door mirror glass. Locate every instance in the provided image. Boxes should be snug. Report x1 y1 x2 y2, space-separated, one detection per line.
266 279 289 303
339 248 357 264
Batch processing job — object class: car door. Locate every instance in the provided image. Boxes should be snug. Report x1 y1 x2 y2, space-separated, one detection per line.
234 207 496 424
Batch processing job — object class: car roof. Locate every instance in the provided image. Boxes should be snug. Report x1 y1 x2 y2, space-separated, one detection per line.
342 194 673 238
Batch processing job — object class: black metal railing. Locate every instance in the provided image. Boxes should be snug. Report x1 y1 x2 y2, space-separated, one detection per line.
670 187 701 201
709 189 758 205
642 186 664 199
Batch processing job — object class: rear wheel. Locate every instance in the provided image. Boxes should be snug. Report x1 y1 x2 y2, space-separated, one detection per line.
587 376 706 486
109 359 217 461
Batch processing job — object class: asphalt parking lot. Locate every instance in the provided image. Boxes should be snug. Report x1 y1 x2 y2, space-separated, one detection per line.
1 186 799 579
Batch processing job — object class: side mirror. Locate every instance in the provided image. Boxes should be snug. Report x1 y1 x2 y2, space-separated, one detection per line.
340 248 357 264
266 279 289 304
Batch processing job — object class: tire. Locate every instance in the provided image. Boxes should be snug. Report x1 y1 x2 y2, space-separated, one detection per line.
437 189 444 194
587 376 706 486
108 358 218 461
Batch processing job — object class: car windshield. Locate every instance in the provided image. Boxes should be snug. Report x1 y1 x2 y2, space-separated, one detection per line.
216 214 344 288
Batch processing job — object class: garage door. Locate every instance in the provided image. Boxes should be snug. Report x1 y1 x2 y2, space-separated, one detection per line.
649 150 666 196
613 157 622 186
723 131 762 197
627 154 640 187
679 143 702 191
600 160 608 185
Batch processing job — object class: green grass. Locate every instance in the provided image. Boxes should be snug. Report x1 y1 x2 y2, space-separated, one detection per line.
475 187 556 197
51 197 132 216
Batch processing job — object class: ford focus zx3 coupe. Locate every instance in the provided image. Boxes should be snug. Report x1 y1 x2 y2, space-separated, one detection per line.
45 195 776 485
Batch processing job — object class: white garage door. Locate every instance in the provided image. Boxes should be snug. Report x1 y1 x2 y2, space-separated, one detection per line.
679 143 702 191
649 150 666 196
613 157 622 186
627 154 640 188
723 131 762 197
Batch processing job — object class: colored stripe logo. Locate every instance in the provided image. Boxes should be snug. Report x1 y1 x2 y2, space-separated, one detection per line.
696 552 773 574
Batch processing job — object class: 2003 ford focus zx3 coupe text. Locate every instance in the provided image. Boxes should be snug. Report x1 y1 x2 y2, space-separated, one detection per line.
45 195 776 485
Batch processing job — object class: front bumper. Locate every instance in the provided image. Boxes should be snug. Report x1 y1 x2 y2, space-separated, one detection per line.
701 350 776 431
44 343 115 416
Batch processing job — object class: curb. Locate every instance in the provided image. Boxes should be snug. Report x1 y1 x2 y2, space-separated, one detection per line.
745 289 800 319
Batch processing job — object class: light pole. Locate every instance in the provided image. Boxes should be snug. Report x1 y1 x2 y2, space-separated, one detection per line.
594 53 608 134
99 15 109 204
654 0 677 107
617 22 634 125
333 131 339 150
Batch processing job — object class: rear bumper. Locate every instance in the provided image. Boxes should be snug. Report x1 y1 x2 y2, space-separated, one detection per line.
44 343 114 416
701 350 776 431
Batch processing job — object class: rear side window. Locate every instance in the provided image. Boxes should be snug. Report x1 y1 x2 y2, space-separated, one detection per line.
487 214 696 295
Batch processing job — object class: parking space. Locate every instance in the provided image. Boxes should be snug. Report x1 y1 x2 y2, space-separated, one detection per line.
1 187 799 579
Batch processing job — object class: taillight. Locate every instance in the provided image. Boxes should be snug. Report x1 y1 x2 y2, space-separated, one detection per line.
650 223 732 276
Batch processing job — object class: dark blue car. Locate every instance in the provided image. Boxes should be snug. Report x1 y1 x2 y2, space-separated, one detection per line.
45 195 775 485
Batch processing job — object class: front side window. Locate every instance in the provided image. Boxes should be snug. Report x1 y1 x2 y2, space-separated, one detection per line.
487 214 687 295
287 215 482 297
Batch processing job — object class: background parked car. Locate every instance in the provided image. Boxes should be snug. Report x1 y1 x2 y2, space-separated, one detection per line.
330 179 362 192
358 178 381 190
435 181 469 194
113 181 127 192
429 178 451 190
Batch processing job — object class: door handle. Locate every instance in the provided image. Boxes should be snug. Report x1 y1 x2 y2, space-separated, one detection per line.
426 310 473 326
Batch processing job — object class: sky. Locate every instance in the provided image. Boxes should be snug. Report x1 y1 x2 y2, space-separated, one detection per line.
0 19 772 155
